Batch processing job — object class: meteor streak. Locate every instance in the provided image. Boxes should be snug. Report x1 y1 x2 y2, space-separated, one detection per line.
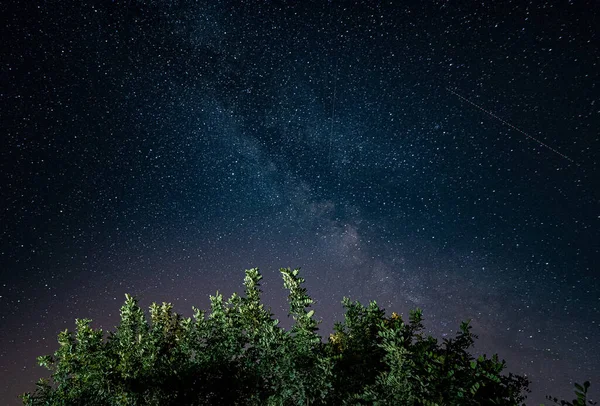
446 87 576 164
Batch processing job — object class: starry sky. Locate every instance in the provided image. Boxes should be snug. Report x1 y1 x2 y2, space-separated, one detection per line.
1 1 598 404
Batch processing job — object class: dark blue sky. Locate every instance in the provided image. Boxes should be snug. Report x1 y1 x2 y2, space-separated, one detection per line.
1 1 598 404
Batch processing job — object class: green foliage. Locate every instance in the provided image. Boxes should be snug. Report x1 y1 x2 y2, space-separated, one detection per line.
21 268 593 405
544 381 597 406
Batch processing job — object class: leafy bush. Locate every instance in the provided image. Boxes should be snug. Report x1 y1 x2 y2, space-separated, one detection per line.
21 268 593 405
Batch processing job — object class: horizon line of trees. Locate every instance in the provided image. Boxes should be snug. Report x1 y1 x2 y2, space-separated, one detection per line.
22 268 596 405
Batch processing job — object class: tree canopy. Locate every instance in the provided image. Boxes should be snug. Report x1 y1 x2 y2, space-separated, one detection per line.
22 268 595 405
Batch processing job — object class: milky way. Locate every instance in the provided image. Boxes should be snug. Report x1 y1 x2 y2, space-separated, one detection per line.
1 2 598 404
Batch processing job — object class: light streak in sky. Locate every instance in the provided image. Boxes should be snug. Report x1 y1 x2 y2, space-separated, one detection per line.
446 87 577 165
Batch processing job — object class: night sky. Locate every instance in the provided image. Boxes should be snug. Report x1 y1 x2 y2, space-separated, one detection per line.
1 1 599 404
